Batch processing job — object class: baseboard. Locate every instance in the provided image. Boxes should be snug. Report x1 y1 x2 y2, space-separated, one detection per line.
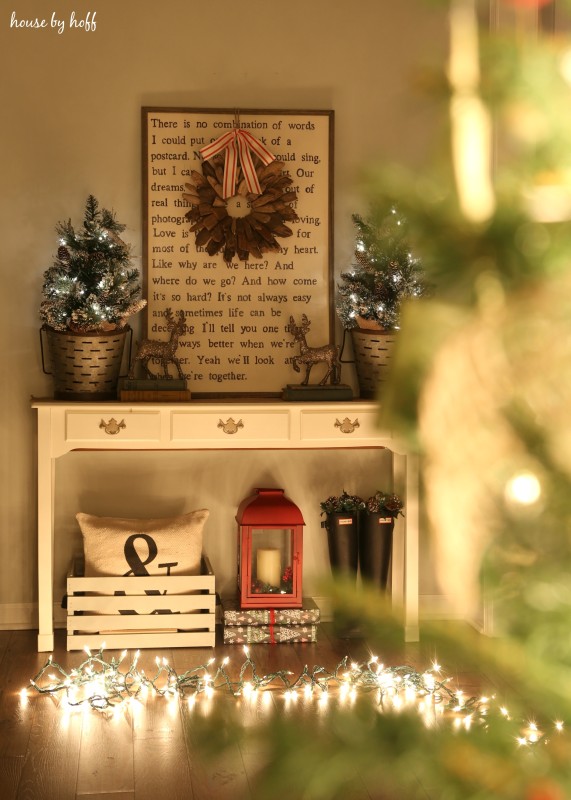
0 595 463 631
0 603 67 631
419 594 464 620
307 594 461 623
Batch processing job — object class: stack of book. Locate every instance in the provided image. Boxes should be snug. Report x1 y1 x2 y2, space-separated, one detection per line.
119 378 191 402
222 597 321 644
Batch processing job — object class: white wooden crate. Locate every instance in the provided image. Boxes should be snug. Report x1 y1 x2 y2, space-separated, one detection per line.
66 555 216 651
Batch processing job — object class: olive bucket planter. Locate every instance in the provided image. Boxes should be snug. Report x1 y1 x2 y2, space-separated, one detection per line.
359 511 394 592
40 325 132 401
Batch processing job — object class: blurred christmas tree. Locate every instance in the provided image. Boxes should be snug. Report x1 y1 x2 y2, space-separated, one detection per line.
336 207 427 331
40 194 145 332
189 2 571 798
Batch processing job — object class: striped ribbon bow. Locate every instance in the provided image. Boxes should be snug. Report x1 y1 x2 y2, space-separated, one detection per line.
199 128 275 198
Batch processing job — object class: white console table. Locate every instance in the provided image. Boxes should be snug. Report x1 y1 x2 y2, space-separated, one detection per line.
32 399 420 651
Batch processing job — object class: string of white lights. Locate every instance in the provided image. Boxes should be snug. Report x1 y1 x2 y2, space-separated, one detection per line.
25 644 564 747
28 645 455 709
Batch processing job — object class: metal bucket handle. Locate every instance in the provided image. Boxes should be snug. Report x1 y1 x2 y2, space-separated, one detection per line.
338 328 355 365
121 327 133 378
39 325 52 375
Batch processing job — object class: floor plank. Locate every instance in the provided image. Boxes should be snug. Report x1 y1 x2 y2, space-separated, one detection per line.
0 630 13 667
76 711 134 796
181 696 252 800
77 794 134 799
16 690 82 800
0 755 23 800
132 687 195 800
0 623 490 800
0 630 44 759
134 732 194 800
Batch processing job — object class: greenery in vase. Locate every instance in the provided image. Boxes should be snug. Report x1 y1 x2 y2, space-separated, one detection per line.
336 205 428 331
364 490 404 517
320 491 365 516
39 195 146 332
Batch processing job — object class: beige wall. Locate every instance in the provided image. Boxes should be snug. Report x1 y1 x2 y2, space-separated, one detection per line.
0 0 448 623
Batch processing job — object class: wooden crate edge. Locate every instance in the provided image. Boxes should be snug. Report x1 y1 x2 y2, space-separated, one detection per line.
66 630 216 651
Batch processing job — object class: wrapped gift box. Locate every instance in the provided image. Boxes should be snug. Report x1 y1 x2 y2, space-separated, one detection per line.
222 597 320 627
223 624 318 644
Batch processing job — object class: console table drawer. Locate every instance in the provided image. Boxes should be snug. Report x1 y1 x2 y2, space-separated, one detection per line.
65 410 162 442
299 409 382 442
171 410 290 443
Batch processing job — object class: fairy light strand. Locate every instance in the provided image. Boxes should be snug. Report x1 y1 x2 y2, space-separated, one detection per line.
30 646 457 710
26 646 565 746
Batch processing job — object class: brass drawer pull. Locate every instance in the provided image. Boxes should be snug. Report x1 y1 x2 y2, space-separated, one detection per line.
99 418 126 435
335 417 360 434
218 417 244 435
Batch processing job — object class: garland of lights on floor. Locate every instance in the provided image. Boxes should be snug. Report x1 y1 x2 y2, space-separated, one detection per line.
25 645 564 747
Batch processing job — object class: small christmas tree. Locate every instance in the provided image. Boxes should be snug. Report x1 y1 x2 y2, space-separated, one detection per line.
39 195 146 332
336 206 427 331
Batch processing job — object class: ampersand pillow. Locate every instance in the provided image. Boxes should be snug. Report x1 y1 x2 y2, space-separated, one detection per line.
76 509 209 578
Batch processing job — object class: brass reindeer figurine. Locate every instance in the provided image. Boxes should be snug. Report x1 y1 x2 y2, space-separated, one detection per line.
286 314 341 386
129 308 186 380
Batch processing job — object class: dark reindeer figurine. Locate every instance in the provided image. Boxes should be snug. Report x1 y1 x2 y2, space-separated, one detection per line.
286 314 341 386
129 308 186 380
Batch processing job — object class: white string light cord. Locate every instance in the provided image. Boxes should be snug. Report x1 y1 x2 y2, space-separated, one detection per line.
28 646 455 709
25 644 563 746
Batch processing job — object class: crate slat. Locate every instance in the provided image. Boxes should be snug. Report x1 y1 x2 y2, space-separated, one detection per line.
67 630 216 650
68 594 216 614
68 575 215 594
67 612 215 633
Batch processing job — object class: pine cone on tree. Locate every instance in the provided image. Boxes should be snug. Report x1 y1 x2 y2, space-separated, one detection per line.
57 245 70 263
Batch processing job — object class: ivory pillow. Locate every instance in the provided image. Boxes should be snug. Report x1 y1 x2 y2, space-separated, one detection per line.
76 509 209 578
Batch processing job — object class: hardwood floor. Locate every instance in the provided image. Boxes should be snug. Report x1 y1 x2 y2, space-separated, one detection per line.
0 622 490 800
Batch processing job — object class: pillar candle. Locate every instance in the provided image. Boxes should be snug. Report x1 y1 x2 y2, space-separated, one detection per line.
257 548 281 587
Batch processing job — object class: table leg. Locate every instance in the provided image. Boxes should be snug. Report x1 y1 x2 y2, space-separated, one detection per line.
37 407 55 652
393 452 420 642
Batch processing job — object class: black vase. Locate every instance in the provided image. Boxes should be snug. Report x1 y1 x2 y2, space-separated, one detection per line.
359 512 394 591
323 512 359 578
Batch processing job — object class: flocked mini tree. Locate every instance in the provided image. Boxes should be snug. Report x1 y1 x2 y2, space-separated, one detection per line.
336 206 428 331
39 195 145 332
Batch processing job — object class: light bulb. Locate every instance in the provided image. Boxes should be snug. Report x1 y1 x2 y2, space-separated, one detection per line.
505 471 541 507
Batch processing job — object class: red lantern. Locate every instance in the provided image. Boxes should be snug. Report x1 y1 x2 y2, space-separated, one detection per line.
236 488 304 608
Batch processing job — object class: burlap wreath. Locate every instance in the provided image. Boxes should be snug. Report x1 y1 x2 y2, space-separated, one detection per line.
183 154 298 262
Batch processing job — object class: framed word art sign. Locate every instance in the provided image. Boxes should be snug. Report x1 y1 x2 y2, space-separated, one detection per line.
142 107 334 396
